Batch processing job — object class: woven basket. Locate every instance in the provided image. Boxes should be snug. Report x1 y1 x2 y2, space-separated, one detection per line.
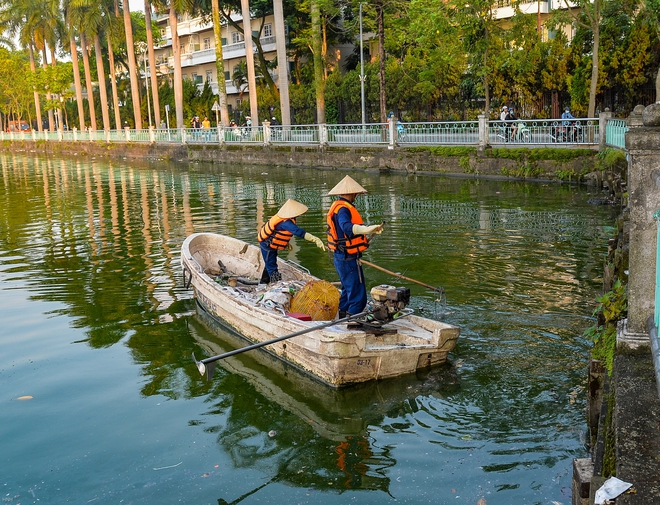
290 280 340 321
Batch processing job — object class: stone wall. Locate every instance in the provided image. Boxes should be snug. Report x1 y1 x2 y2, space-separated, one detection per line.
624 103 660 336
1 139 600 181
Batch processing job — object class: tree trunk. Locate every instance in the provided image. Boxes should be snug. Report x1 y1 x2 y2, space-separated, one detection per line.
240 0 259 124
106 36 122 130
123 1 143 129
144 0 161 128
29 43 43 132
94 34 111 131
169 7 184 129
311 0 325 124
588 0 601 118
49 47 63 129
273 0 290 124
80 34 97 130
483 44 490 116
42 47 55 131
70 35 86 131
376 0 386 123
211 0 230 126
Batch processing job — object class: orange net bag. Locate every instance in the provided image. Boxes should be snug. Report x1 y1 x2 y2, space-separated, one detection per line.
290 280 341 321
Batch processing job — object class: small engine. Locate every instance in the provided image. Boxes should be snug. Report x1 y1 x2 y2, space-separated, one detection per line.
369 284 411 323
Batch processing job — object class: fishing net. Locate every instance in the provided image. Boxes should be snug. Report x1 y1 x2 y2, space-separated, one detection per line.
290 280 340 321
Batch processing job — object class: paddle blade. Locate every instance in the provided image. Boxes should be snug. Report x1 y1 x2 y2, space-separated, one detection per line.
192 352 206 376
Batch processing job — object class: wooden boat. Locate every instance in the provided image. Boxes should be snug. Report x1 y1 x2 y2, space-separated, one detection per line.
188 307 461 441
181 232 459 387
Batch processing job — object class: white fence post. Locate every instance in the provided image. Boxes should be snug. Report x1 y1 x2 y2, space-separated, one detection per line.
263 122 271 145
149 127 155 143
599 109 612 150
319 124 327 146
478 114 488 148
389 116 396 149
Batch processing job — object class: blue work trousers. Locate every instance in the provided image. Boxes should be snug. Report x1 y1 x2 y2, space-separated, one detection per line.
260 242 280 275
334 254 367 315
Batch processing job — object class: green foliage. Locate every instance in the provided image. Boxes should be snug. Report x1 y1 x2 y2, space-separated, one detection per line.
596 148 627 171
586 280 628 373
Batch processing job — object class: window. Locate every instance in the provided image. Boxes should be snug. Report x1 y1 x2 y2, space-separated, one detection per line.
206 70 213 82
263 24 272 38
180 44 185 54
191 73 202 84
236 99 242 107
159 28 166 38
224 71 230 81
231 31 243 44
203 38 211 50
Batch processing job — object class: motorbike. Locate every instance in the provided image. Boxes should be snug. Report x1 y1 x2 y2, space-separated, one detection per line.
496 120 530 143
551 121 583 143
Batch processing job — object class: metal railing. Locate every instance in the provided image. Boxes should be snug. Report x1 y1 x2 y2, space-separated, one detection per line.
1 117 607 148
650 210 660 398
605 118 628 150
487 118 599 145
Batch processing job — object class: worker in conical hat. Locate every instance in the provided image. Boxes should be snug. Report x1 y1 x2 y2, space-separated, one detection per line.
326 175 384 318
327 175 368 196
258 199 326 284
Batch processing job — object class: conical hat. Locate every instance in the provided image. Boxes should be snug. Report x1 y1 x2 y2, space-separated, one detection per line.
276 199 308 219
327 175 368 196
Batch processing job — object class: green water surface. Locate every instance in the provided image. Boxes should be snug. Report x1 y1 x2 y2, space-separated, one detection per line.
0 153 617 504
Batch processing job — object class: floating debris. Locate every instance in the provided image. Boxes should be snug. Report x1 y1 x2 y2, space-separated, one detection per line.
17 396 33 401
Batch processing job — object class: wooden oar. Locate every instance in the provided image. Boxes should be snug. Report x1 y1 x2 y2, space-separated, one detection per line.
359 259 444 293
192 311 370 380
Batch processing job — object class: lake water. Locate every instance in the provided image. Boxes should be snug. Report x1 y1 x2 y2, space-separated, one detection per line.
0 153 617 504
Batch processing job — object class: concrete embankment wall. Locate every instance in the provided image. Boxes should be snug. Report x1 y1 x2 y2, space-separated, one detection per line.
0 140 599 180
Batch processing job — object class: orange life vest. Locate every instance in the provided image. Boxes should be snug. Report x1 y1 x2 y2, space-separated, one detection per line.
258 216 295 250
326 200 369 255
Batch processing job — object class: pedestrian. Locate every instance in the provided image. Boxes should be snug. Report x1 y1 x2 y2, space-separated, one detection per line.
258 199 326 284
270 116 279 126
326 175 384 319
561 107 575 126
505 107 518 141
160 119 166 130
500 105 508 121
245 116 252 128
202 116 210 129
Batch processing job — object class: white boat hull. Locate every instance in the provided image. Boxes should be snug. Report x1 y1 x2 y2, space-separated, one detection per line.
181 233 459 387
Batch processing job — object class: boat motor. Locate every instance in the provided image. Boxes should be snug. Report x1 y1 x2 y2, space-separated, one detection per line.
368 284 412 324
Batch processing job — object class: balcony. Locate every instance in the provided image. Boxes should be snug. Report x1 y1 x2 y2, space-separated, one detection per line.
494 0 549 19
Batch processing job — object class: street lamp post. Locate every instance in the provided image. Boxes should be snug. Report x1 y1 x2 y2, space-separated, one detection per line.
359 2 366 126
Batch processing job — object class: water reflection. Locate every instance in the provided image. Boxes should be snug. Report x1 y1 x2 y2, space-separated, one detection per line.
0 152 617 503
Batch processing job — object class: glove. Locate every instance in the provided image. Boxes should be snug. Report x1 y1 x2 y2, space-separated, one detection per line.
352 223 384 235
304 233 326 251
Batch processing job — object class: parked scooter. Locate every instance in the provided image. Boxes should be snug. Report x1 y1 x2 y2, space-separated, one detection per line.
551 121 583 143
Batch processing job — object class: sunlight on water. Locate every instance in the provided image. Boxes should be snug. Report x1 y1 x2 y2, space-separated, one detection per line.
0 153 617 504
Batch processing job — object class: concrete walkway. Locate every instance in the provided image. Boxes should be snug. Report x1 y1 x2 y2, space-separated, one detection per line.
613 346 660 504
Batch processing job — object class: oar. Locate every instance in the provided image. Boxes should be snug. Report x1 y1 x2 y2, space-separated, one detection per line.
359 258 444 294
192 311 370 380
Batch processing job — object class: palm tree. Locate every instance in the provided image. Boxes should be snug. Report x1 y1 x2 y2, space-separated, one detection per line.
232 60 249 99
310 0 324 124
60 0 86 130
71 0 112 131
210 0 229 126
239 0 258 124
144 0 161 128
122 0 143 128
